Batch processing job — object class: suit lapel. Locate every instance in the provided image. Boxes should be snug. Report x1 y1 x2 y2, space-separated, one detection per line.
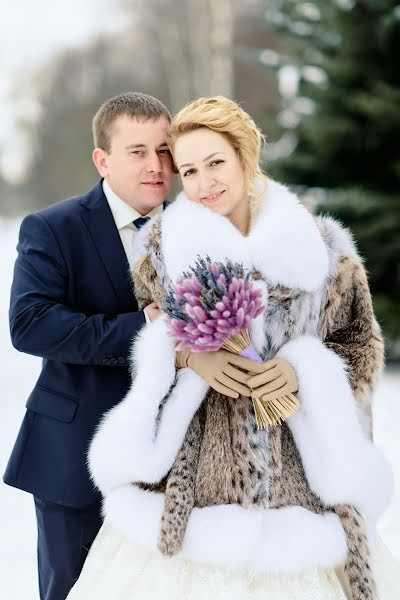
80 182 134 309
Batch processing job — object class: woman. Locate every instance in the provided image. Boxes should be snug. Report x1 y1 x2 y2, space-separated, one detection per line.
68 97 399 599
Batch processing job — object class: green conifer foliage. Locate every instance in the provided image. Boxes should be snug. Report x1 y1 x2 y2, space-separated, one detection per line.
264 0 400 352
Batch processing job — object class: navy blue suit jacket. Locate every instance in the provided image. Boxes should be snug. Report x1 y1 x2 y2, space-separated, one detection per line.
4 181 163 508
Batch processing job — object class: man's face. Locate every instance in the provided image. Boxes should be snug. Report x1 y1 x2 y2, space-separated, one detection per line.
93 115 174 214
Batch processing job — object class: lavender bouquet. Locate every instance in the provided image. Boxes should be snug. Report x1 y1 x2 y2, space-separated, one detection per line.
163 256 299 428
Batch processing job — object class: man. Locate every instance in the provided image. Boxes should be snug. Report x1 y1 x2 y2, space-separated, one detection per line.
3 92 174 599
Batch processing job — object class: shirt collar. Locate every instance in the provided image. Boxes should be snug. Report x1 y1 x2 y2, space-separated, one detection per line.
102 179 163 230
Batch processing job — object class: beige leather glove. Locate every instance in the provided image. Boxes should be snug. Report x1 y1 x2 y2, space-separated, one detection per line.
246 357 299 402
176 348 257 399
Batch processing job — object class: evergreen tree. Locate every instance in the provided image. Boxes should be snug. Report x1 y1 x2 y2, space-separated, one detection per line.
263 0 400 354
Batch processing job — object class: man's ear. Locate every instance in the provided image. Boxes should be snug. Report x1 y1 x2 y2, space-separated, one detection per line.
92 148 110 178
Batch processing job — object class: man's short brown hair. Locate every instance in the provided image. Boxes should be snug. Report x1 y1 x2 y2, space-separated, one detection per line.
92 92 170 152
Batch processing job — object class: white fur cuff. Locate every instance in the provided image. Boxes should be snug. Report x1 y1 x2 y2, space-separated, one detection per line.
88 317 209 496
278 335 393 523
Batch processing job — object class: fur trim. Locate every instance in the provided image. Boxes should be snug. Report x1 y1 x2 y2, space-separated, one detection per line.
278 335 393 522
104 485 348 575
335 504 378 599
88 317 209 495
158 413 203 556
130 214 159 267
161 179 329 292
249 278 268 355
315 214 360 276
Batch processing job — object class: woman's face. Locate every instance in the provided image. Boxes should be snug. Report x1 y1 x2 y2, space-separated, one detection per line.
173 128 247 218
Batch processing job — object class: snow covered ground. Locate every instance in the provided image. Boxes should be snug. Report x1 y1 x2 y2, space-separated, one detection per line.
0 217 399 598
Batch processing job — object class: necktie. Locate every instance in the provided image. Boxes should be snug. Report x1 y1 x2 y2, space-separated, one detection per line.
133 216 150 230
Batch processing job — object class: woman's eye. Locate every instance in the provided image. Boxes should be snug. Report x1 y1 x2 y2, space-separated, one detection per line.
210 159 224 167
183 169 195 177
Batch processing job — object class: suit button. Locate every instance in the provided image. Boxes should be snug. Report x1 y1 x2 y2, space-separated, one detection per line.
118 356 126 364
103 359 110 365
110 357 118 365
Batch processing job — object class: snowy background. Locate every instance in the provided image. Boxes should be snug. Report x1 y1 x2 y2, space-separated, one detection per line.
0 217 399 598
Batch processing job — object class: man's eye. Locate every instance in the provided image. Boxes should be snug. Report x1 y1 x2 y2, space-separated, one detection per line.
159 149 171 155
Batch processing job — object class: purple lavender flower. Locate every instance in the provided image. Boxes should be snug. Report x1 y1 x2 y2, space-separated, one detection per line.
163 256 265 352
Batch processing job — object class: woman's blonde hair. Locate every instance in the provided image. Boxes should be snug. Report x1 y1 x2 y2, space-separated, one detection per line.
166 96 267 195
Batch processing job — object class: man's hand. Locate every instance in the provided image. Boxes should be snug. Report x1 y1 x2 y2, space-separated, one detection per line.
247 357 298 403
143 301 161 322
175 348 263 399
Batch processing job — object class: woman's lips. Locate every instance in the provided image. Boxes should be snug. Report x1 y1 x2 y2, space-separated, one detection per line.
202 190 225 203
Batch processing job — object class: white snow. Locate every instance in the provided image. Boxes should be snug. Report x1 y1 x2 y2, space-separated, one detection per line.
0 217 399 598
0 218 41 597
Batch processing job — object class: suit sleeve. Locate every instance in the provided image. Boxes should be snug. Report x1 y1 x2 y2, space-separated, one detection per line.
9 212 146 365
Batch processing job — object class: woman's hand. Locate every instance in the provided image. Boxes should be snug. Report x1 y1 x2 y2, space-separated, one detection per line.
247 357 299 402
176 348 259 399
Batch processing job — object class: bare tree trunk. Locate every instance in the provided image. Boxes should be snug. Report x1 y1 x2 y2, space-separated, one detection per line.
187 0 212 98
135 0 191 112
133 0 234 111
208 0 234 97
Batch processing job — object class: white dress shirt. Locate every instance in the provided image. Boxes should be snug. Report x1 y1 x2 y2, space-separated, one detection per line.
102 179 164 322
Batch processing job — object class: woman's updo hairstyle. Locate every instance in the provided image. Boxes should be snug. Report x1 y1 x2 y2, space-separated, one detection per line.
166 96 266 194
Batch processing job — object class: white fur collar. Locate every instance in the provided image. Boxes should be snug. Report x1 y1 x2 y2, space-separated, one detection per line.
161 178 329 292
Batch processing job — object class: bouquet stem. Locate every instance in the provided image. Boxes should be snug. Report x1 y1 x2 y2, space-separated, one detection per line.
252 392 300 429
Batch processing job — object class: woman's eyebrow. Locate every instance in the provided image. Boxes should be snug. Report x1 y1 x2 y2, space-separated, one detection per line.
179 152 225 169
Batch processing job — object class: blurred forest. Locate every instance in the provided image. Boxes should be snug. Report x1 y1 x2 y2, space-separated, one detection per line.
262 0 400 357
1 0 282 211
0 0 399 355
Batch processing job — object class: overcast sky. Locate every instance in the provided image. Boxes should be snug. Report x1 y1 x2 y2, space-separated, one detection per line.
0 0 126 181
